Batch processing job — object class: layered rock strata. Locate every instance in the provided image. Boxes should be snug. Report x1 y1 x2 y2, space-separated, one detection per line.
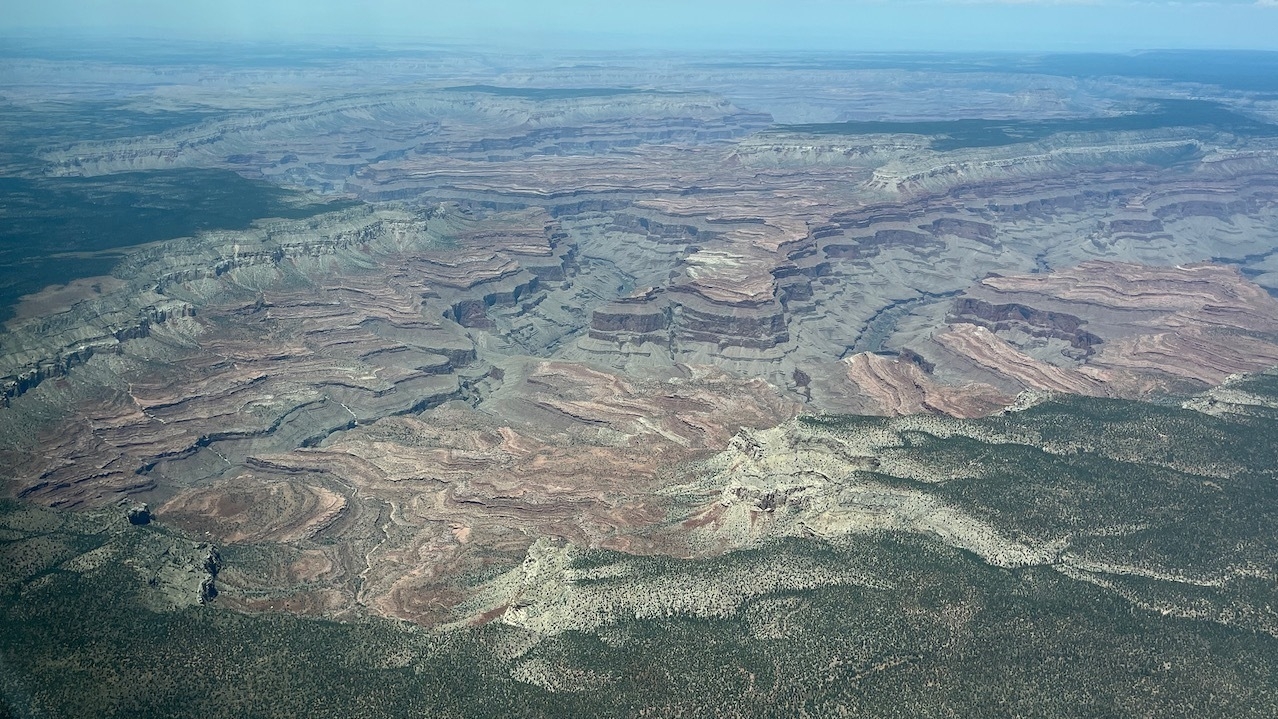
7 60 1278 634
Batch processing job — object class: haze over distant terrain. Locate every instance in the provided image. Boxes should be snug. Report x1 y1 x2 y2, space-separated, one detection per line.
7 0 1278 51
3 11 1278 718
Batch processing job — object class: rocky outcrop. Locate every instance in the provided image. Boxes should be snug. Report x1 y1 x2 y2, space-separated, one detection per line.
841 352 1012 418
161 477 348 545
1097 331 1278 385
588 288 673 344
822 228 941 260
577 244 794 364
1 299 197 407
147 360 798 624
126 503 151 526
909 261 1278 399
1 205 591 506
935 324 1110 395
949 298 1102 359
976 262 1278 328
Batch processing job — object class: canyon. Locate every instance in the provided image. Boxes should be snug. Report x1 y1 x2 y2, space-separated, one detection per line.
3 47 1278 641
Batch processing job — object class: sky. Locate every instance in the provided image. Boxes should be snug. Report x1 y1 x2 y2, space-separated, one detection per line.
6 0 1278 52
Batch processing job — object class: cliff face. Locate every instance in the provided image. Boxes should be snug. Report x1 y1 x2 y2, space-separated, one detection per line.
0 196 807 623
9 201 1274 622
42 80 1278 406
950 298 1101 355
940 262 1278 390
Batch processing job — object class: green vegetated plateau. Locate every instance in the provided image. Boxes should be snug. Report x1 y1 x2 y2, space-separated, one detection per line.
3 376 1278 718
0 169 356 323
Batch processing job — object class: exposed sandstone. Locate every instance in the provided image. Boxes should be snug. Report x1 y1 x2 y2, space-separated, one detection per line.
935 324 1111 395
841 353 1012 418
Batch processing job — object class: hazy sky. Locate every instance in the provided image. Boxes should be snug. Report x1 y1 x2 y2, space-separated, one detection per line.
7 0 1278 52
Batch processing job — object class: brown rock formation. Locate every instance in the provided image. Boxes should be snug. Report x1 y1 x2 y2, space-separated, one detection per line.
160 476 347 544
918 261 1278 399
935 324 1111 395
842 353 1012 418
